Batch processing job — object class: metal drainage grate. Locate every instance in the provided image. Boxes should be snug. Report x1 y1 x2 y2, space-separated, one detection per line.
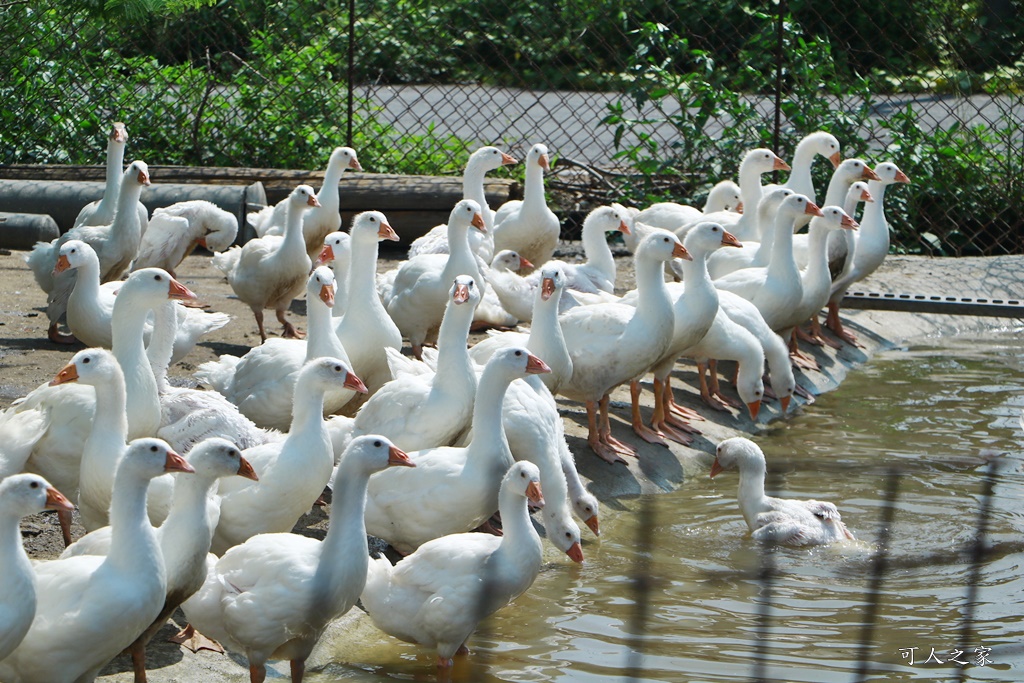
842 291 1024 318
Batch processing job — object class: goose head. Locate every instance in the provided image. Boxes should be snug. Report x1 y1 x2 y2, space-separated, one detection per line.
835 158 881 184
847 181 874 207
125 160 151 187
744 148 790 174
186 437 258 482
449 274 482 309
316 231 351 268
296 356 367 396
547 514 584 563
486 346 551 382
118 268 197 310
506 460 544 505
469 145 518 172
290 184 321 209
50 347 121 387
203 210 239 253
736 365 764 420
307 266 337 309
808 131 842 169
778 193 823 223
573 493 600 537
525 143 551 171
0 473 74 517
53 239 98 276
586 204 631 237
813 205 858 232
448 198 486 235
122 438 194 479
610 203 637 235
873 161 911 186
637 228 691 263
707 180 743 213
490 250 532 273
109 121 128 144
710 436 765 478
538 264 567 302
328 146 362 172
683 221 741 260
337 434 415 479
351 210 398 243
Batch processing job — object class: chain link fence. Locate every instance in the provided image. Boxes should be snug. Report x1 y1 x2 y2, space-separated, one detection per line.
1 1 1021 255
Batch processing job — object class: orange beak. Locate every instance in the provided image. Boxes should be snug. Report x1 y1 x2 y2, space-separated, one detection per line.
501 152 518 166
316 244 334 267
861 189 874 203
378 222 400 242
471 212 486 232
721 230 743 248
344 372 368 394
320 284 335 308
453 283 471 304
50 362 79 386
773 156 791 171
566 541 584 563
517 256 534 271
111 123 127 143
525 353 552 375
829 151 841 169
584 514 600 536
539 154 550 171
735 202 744 214
747 400 762 420
45 485 75 512
165 448 195 474
541 277 556 301
619 219 631 235
236 456 259 481
895 170 911 184
307 193 321 208
349 158 362 171
710 457 723 478
54 254 72 274
672 242 692 261
525 480 544 506
861 166 882 181
388 444 416 467
780 395 791 413
137 169 151 186
804 200 824 217
197 236 208 248
168 278 198 301
840 214 859 230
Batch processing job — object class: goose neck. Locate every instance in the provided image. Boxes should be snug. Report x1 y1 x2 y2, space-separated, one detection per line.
804 221 830 278
107 468 163 576
442 228 480 284
467 368 514 462
787 141 818 202
634 256 672 322
463 161 490 219
581 219 616 280
112 172 145 239
736 459 768 529
527 293 565 360
0 511 31 572
862 180 889 237
766 211 798 280
489 488 542 585
305 293 346 361
434 302 476 381
288 383 328 436
282 199 310 256
522 161 546 209
105 139 126 195
319 162 346 210
823 172 853 208
71 253 103 302
161 473 216 543
738 159 768 220
146 302 177 392
346 235 386 318
112 298 160 438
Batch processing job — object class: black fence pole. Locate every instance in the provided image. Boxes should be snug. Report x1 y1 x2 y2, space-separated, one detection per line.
773 0 785 173
346 0 356 146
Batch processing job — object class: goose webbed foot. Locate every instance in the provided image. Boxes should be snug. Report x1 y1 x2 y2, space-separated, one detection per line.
48 323 78 345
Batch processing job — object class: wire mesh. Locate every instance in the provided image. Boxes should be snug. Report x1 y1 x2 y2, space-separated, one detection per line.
1 1 1021 256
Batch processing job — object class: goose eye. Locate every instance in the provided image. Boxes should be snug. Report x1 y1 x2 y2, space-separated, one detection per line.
712 226 719 232
514 350 522 356
755 390 762 396
370 216 376 222
83 357 91 364
334 365 342 372
150 445 158 452
520 471 526 478
374 440 382 448
155 274 163 281
565 532 572 539
30 481 39 489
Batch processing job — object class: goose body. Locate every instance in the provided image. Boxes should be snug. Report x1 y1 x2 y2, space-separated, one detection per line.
132 200 238 276
361 460 545 669
183 436 413 682
634 179 742 235
483 250 536 322
525 203 628 295
705 188 793 280
685 149 790 241
249 147 361 258
711 437 855 546
492 143 561 266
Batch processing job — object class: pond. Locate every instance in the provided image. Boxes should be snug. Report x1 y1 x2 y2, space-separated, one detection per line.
308 330 1024 682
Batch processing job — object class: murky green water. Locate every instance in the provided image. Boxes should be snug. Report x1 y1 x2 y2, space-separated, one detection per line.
313 331 1024 682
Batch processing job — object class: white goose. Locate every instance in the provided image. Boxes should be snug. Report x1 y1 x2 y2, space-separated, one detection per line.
633 179 743 235
705 188 793 280
363 347 550 555
825 162 911 344
316 231 351 318
711 437 855 546
58 239 230 363
361 460 545 670
407 145 518 259
0 411 46 482
762 131 841 202
59 438 257 681
214 184 318 341
183 435 413 683
72 121 149 232
334 211 403 394
384 199 487 358
692 148 790 241
492 143 561 266
0 474 73 662
210 357 364 555
249 146 362 258
557 229 689 463
483 250 535 322
196 267 358 431
347 275 482 453
526 203 628 295
0 438 193 683
28 160 152 343
131 199 239 276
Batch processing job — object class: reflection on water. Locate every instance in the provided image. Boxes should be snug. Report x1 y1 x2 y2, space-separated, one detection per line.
312 333 1024 682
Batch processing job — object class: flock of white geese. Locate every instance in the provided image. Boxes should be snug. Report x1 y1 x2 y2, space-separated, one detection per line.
0 122 909 682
